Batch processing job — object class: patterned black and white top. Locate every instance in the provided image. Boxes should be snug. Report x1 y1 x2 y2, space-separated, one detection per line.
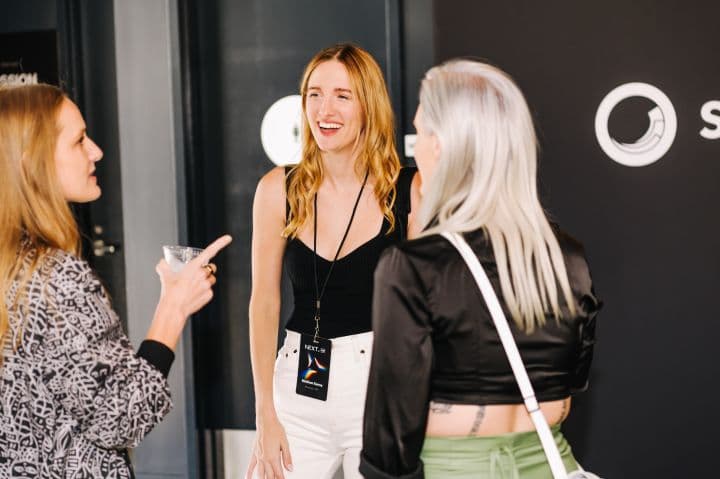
0 247 175 478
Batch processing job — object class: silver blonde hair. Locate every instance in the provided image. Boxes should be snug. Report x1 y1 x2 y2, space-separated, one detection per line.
417 59 575 331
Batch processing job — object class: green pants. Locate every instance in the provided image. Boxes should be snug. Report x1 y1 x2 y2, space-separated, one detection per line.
420 425 579 479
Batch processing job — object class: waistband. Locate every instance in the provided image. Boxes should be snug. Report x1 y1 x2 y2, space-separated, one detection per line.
420 425 577 479
422 425 564 452
283 329 373 351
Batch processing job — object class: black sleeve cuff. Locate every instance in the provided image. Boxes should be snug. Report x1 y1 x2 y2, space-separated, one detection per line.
359 452 424 479
137 340 175 378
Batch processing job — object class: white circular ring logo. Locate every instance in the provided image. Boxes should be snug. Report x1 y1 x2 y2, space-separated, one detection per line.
260 95 303 166
595 82 677 167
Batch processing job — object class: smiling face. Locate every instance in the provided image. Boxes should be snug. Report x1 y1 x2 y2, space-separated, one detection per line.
54 99 103 203
304 59 363 158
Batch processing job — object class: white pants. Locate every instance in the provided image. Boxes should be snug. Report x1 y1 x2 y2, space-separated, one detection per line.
273 330 373 479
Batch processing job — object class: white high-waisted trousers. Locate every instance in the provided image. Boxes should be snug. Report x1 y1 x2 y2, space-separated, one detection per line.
272 330 373 479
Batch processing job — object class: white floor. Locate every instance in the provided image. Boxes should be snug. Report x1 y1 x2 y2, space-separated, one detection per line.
222 430 256 479
222 430 343 479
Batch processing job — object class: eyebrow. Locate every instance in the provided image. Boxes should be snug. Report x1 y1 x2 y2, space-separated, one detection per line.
307 86 353 94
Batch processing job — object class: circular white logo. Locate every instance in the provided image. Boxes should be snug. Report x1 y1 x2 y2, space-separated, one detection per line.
594 82 677 167
260 95 303 166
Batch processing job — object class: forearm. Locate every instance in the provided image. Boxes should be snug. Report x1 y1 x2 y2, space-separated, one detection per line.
249 298 281 418
145 298 187 351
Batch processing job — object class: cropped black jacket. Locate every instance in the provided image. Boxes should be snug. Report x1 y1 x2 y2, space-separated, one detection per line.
359 228 600 479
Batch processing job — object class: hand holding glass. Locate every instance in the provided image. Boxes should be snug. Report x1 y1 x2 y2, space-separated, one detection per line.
162 245 204 272
148 235 232 350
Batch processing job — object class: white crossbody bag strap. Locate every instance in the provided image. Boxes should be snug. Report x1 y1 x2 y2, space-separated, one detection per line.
441 232 569 479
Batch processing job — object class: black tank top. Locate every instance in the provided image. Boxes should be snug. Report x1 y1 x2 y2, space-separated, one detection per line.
283 166 416 338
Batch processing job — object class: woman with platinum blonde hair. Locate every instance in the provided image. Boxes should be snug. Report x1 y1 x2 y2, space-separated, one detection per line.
360 60 601 478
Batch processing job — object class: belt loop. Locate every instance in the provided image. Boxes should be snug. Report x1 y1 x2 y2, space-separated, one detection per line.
351 332 372 361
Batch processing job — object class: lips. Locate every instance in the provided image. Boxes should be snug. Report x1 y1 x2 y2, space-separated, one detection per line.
318 121 342 136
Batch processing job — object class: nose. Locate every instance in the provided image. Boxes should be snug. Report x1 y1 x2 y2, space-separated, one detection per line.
319 96 334 118
86 136 104 162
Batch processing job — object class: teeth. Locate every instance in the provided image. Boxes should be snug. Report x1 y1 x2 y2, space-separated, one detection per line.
319 122 342 129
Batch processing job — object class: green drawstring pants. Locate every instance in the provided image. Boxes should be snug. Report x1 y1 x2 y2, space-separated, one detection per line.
420 425 579 478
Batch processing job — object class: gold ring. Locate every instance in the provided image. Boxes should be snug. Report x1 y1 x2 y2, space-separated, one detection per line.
203 263 216 276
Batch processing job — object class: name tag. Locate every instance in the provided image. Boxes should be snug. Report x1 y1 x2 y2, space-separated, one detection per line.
296 334 332 401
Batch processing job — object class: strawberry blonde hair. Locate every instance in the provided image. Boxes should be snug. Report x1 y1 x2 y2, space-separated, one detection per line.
283 43 401 238
0 84 80 359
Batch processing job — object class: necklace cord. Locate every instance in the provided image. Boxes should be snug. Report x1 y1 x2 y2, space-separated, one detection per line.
312 170 370 341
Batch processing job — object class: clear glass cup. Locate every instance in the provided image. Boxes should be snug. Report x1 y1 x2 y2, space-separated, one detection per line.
162 245 204 272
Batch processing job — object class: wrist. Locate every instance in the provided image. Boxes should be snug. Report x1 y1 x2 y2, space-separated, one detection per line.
146 301 187 351
255 403 278 424
157 293 187 318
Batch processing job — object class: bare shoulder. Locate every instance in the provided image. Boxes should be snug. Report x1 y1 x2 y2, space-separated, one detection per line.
255 166 287 197
253 166 288 217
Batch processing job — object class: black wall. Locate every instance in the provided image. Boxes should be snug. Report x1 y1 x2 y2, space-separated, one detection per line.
433 1 720 476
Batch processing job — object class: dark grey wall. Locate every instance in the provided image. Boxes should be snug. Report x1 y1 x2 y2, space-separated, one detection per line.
432 1 720 477
400 0 434 143
0 0 56 32
75 1 127 325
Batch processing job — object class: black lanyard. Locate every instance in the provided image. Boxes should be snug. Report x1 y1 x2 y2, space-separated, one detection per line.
312 170 369 342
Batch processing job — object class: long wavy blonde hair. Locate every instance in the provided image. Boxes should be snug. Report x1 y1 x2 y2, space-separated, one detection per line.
283 43 401 238
0 84 80 360
417 60 576 332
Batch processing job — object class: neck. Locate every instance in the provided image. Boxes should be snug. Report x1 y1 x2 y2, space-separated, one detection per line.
320 151 363 191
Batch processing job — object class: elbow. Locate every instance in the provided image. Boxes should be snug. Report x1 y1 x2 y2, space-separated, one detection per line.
84 394 174 450
87 417 166 450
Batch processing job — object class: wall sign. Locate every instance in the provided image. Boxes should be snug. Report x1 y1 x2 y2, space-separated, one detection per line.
0 30 58 87
594 82 677 167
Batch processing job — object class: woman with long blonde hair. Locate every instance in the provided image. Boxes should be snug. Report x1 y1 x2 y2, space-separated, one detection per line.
247 43 418 479
0 84 231 477
361 60 601 478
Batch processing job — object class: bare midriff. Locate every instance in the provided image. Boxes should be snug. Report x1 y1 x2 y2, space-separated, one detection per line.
425 397 571 437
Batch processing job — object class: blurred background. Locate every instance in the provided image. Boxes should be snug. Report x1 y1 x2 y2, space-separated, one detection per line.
1 0 718 477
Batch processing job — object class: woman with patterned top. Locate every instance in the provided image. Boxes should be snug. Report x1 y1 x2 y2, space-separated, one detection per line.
0 83 231 477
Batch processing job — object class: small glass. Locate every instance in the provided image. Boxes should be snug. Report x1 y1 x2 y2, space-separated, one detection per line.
163 245 204 272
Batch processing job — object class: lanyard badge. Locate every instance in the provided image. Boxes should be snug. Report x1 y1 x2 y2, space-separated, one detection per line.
295 170 369 401
296 334 332 400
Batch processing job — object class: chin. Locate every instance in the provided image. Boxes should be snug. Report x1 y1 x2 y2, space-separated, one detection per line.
79 188 102 203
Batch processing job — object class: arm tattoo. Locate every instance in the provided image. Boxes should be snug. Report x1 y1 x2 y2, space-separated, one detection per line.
429 401 453 414
468 406 486 436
